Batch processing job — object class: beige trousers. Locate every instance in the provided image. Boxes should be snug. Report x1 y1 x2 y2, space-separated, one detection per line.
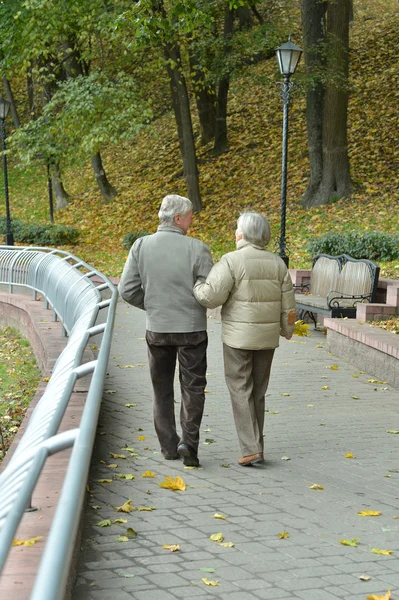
223 344 275 456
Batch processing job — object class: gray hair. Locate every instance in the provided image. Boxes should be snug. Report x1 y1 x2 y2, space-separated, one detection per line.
237 212 271 246
158 194 193 223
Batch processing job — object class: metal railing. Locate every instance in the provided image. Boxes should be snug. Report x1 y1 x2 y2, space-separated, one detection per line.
0 245 117 600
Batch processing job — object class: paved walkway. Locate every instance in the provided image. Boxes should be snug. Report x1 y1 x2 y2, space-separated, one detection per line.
73 300 399 600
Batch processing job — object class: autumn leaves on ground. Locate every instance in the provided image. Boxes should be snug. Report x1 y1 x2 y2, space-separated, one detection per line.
7 0 398 280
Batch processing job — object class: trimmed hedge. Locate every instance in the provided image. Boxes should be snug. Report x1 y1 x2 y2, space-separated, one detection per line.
308 232 399 262
0 218 80 245
122 230 149 250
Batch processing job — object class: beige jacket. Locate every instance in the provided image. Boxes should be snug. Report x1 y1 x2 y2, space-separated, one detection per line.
193 240 296 350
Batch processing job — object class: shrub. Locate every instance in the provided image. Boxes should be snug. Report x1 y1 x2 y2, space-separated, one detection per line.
0 218 80 245
122 230 149 250
308 232 399 262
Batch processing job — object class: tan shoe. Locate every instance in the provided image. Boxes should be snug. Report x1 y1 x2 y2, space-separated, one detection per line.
238 452 264 466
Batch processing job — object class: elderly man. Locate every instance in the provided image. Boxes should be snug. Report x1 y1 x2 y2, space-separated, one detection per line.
118 194 213 467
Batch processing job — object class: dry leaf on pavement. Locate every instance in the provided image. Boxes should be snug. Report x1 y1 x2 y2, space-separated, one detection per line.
371 549 393 556
358 510 381 517
340 538 359 547
366 591 391 600
220 541 234 547
163 544 180 552
213 513 227 520
159 476 186 491
310 484 324 490
202 578 220 586
115 499 134 513
278 531 290 539
345 453 356 459
142 471 156 478
209 533 224 542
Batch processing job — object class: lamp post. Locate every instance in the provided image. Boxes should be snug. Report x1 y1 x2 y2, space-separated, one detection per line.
0 97 13 246
275 37 302 267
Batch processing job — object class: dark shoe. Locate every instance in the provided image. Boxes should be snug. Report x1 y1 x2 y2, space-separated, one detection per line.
177 443 191 458
238 452 264 466
183 454 200 467
178 443 199 467
164 454 179 460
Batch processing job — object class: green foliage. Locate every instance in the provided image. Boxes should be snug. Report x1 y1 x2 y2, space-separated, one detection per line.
122 231 149 250
308 232 399 262
0 218 80 245
10 72 153 165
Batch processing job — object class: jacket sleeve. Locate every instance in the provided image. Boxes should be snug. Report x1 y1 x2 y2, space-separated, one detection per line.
194 243 214 283
280 268 296 337
193 256 234 309
118 239 145 310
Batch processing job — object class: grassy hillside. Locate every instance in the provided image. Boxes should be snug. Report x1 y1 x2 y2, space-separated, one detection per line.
3 0 399 279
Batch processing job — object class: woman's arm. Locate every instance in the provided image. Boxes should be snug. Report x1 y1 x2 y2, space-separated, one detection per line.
194 257 234 309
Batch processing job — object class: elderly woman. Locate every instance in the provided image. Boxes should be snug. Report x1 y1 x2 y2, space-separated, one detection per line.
194 212 296 466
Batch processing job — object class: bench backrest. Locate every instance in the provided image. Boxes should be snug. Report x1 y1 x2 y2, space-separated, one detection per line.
310 254 379 301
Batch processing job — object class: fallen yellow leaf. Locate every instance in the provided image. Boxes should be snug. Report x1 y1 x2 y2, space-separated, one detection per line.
321 386 329 390
310 484 324 490
209 533 224 542
137 435 146 441
142 471 156 478
107 464 118 468
162 544 180 552
202 578 220 586
359 574 371 581
115 499 134 513
358 510 381 517
345 453 356 459
281 393 290 396
278 531 290 539
326 365 339 370
366 590 391 600
213 513 227 520
219 541 234 547
371 549 393 556
98 479 112 484
159 476 186 491
137 507 156 511
113 518 127 524
118 536 129 542
293 320 310 337
110 453 126 459
340 538 359 547
12 536 43 547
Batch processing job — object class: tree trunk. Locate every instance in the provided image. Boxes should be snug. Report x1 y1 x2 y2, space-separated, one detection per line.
50 163 70 210
213 7 234 155
165 43 202 212
300 0 325 206
3 78 20 128
321 0 352 196
189 52 216 145
91 152 117 203
301 0 352 208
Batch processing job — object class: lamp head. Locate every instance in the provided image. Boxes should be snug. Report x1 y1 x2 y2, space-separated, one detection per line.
0 97 11 120
276 38 303 77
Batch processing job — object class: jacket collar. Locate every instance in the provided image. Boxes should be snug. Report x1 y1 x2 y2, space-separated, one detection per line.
157 223 185 235
236 238 264 251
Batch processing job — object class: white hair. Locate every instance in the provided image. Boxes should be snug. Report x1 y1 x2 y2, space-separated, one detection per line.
158 194 193 223
237 212 271 246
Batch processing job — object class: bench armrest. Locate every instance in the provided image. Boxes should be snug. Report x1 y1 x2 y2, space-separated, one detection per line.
327 290 372 309
293 283 310 293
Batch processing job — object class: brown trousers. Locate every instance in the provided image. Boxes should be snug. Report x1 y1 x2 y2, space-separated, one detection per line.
223 344 275 456
146 331 207 457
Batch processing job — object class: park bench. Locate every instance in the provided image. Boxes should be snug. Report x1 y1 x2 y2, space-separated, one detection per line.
294 253 380 328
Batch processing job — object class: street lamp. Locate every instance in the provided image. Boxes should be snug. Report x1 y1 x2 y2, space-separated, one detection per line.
276 37 302 267
0 97 13 246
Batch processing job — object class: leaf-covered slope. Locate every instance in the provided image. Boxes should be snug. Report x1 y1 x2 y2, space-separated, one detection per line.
10 0 399 279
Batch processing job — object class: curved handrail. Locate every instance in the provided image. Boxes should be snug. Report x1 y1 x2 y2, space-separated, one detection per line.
0 245 117 599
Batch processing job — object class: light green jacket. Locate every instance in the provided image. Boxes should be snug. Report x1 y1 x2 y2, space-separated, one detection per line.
118 223 213 333
193 240 295 349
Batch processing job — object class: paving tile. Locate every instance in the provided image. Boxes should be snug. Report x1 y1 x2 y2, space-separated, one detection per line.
71 302 399 600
